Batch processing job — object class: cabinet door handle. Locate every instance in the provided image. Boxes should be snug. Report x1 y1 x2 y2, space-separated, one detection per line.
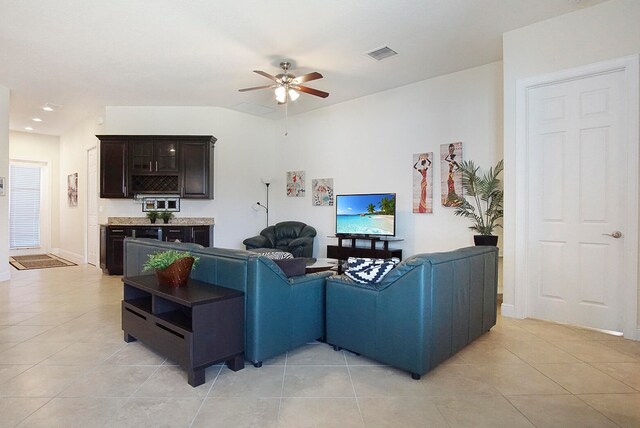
111 229 124 233
149 161 152 171
169 229 181 233
155 161 158 171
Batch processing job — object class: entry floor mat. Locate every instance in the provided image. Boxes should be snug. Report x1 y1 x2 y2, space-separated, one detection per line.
10 254 77 270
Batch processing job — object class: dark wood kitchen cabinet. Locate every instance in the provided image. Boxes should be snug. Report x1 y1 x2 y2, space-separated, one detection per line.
100 226 132 275
98 135 216 199
181 140 214 199
99 138 128 198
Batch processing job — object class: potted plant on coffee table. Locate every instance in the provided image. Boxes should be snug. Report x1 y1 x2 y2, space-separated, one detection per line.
452 159 504 246
143 250 199 287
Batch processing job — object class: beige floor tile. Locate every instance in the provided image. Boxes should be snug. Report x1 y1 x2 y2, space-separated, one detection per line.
507 394 617 428
103 397 203 428
104 342 167 365
456 341 525 364
578 393 640 427
501 340 581 364
278 397 364 428
590 362 640 391
473 363 568 395
349 366 426 397
60 364 158 397
41 340 124 365
533 362 636 394
0 341 72 365
600 339 640 359
17 396 125 428
209 366 285 398
0 325 54 343
0 312 38 326
0 365 32 385
133 365 211 398
191 397 280 428
435 395 534 427
0 397 49 428
286 343 347 365
551 340 639 363
0 364 84 397
518 323 587 341
0 342 18 354
344 351 387 366
478 323 542 342
282 365 354 397
359 396 449 427
420 363 499 396
16 311 83 326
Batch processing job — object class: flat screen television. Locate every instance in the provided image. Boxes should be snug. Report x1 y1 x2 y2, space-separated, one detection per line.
335 193 396 237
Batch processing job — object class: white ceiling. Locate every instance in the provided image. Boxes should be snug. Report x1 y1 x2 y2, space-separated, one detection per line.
0 0 607 135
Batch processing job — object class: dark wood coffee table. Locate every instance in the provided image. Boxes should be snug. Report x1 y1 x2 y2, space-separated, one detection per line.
305 258 339 273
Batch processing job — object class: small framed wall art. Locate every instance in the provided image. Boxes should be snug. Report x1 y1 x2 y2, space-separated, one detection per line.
0 177 5 196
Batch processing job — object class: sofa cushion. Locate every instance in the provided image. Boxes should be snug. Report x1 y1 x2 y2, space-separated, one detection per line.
274 258 307 277
344 257 400 284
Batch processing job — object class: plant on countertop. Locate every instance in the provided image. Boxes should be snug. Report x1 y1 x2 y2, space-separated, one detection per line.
160 211 174 223
452 159 504 236
146 210 160 223
143 250 199 271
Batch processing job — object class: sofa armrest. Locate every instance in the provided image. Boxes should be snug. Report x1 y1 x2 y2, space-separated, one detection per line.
288 236 313 248
243 235 270 249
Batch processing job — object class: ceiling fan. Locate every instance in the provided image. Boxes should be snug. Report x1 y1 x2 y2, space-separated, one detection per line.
239 61 329 104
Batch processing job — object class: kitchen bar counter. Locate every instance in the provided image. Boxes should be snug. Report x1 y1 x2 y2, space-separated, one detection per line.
103 217 214 226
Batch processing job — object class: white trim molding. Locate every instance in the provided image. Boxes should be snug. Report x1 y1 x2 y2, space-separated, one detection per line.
514 55 639 340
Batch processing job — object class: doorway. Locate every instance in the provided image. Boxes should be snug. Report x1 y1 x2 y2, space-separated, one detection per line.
514 56 639 338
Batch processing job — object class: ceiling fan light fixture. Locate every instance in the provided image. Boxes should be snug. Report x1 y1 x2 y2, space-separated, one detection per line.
288 88 299 101
275 86 287 103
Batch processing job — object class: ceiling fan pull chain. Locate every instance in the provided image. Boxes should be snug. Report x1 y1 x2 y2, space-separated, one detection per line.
285 102 289 136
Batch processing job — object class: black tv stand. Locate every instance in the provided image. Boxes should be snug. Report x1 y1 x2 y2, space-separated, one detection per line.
327 236 402 273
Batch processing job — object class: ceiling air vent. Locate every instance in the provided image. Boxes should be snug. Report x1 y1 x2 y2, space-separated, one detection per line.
366 46 398 61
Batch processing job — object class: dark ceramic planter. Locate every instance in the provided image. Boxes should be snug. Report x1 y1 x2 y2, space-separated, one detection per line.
155 257 194 287
474 235 498 246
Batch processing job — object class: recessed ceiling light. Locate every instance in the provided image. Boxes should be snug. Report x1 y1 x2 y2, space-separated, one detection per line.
42 103 61 112
25 126 34 131
32 117 42 122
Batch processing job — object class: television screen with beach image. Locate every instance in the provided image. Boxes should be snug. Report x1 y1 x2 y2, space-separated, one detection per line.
336 193 396 236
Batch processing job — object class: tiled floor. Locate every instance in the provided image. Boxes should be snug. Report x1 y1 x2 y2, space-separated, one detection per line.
1 265 640 427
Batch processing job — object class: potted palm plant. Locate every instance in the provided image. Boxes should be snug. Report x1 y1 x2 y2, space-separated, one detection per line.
143 250 199 287
146 210 160 224
160 211 174 224
452 159 504 246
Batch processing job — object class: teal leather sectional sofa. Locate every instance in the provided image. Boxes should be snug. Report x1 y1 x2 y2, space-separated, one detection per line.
123 238 332 366
325 246 499 379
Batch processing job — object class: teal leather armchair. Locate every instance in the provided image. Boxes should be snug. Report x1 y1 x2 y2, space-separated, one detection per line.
326 246 498 379
124 238 332 366
243 221 316 258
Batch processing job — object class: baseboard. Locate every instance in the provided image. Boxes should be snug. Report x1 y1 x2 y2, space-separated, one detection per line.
56 249 84 264
500 303 519 318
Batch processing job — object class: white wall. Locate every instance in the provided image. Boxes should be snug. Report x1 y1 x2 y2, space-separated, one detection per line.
272 62 503 258
502 0 640 316
9 131 60 253
58 113 104 263
0 86 9 281
102 106 279 248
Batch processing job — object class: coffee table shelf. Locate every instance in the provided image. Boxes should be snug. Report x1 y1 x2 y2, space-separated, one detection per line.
122 275 245 386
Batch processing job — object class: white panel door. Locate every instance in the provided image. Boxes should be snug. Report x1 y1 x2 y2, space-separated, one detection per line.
87 147 98 266
528 70 625 332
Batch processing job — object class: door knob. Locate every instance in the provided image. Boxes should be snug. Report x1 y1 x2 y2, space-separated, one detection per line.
603 231 623 238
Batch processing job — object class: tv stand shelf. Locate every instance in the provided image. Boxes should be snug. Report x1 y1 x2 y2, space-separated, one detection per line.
327 236 402 272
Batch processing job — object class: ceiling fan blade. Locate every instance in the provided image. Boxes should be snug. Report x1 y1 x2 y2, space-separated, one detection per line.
293 85 329 98
238 85 275 92
292 72 323 84
253 70 278 82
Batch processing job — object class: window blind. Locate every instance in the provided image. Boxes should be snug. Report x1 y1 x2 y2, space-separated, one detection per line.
9 164 41 249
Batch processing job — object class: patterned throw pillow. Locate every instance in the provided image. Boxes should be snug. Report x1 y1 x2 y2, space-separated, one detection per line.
344 257 400 284
251 249 294 260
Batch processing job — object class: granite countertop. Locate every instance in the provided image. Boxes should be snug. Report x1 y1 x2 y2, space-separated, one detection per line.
103 217 214 226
